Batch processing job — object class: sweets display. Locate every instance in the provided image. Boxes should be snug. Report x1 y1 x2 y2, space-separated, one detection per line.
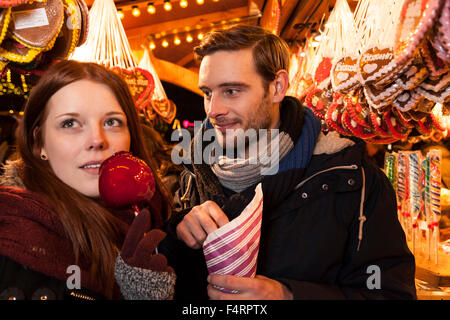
289 0 450 143
385 148 444 262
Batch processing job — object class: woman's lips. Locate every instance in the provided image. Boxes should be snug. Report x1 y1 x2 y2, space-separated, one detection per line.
79 162 102 175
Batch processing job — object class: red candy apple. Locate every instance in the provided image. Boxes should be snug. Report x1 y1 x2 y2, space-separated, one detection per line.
99 151 155 209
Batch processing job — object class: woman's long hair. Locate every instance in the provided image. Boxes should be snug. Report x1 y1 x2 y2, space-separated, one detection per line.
17 60 173 298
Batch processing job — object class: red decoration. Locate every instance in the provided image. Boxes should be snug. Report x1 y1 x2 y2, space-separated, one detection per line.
111 67 155 110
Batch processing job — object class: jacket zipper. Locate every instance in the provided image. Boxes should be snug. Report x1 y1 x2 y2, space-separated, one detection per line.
70 291 95 300
294 164 359 190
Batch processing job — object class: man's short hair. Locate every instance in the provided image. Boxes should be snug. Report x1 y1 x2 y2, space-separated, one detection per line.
194 25 290 88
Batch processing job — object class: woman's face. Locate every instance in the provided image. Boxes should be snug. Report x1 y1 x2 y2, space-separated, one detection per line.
39 79 131 198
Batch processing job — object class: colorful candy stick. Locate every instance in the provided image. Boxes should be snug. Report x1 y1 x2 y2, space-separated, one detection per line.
428 149 441 264
409 151 421 253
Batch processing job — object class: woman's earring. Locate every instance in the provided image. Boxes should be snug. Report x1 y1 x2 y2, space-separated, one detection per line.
40 154 47 160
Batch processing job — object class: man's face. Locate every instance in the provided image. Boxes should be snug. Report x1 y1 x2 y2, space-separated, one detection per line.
198 48 280 149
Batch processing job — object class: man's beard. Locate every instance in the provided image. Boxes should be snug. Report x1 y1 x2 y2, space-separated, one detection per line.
216 94 273 153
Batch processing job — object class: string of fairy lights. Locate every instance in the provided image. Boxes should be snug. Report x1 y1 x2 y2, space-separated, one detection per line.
117 0 221 20
146 14 260 50
115 0 260 51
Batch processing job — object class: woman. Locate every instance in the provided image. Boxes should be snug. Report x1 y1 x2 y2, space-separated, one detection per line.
0 60 175 300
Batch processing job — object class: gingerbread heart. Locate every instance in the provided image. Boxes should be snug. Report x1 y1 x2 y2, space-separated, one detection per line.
314 57 332 88
0 8 10 45
416 83 450 103
76 0 89 47
358 47 397 85
49 0 82 60
341 108 377 140
395 0 444 67
420 37 449 77
11 0 64 50
0 0 27 8
392 88 422 112
364 79 403 109
331 56 361 93
383 109 411 140
420 70 450 92
437 0 450 56
397 54 429 90
344 91 371 128
369 111 392 138
325 99 352 136
111 67 155 110
150 98 177 124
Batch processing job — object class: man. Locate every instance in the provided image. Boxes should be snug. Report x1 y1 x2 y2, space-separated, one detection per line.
161 25 416 300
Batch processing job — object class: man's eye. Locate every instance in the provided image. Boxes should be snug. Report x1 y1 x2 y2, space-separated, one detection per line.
225 88 238 96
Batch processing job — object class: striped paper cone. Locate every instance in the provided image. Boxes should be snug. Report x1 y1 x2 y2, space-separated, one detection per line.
203 183 263 293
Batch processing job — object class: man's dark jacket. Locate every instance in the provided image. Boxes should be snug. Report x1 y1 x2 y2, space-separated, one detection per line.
160 104 416 300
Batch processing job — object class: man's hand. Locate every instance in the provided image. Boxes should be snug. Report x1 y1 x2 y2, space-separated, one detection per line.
176 200 229 249
207 274 293 300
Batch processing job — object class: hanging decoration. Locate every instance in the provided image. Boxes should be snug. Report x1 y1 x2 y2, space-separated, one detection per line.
138 48 176 126
289 0 450 144
0 0 88 111
71 0 177 134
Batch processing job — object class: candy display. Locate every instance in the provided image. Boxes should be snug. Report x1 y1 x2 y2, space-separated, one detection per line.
289 0 450 143
384 148 446 263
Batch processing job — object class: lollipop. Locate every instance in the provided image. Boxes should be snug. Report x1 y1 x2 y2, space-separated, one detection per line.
99 151 155 212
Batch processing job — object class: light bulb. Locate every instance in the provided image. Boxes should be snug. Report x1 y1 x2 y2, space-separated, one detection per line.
147 2 156 14
186 34 193 42
131 6 140 17
162 39 169 47
174 37 181 45
164 0 172 11
180 0 188 8
117 8 124 19
197 32 204 40
149 41 156 50
196 0 204 4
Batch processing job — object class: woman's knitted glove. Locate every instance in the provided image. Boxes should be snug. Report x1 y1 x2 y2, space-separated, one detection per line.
114 208 176 300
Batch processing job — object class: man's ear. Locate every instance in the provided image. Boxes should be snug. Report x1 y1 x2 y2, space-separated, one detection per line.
271 70 289 103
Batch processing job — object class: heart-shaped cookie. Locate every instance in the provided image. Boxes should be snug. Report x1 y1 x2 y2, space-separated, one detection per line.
11 0 64 50
314 57 332 87
49 0 81 60
383 109 411 140
76 0 88 47
395 0 444 67
0 8 11 45
358 47 397 85
420 37 448 77
0 0 27 8
416 82 450 103
437 0 450 56
341 108 377 140
151 98 177 124
392 88 422 112
325 98 352 136
344 91 371 128
331 56 361 93
111 67 155 110
369 110 392 138
364 79 403 109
